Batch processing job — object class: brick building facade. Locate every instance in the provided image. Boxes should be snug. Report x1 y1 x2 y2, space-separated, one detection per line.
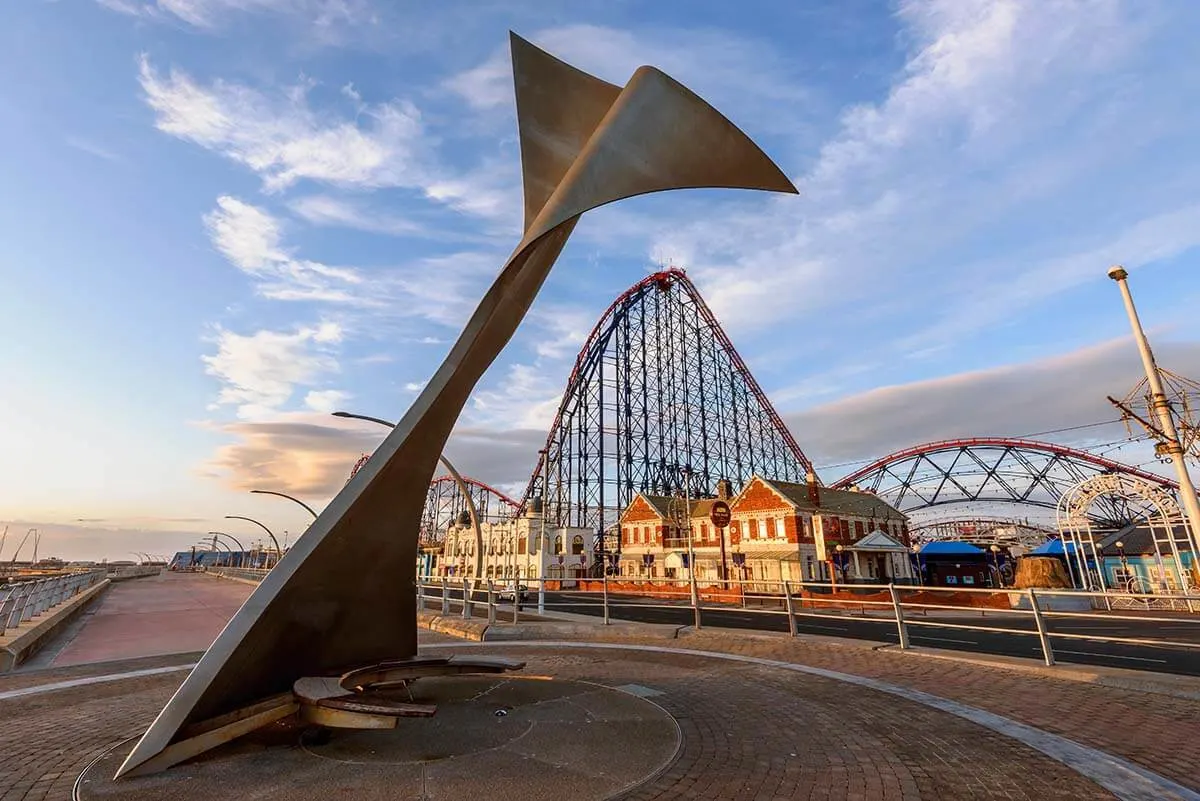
618 473 914 586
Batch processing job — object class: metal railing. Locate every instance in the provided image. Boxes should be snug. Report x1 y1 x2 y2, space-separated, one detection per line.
0 570 107 637
107 565 163 579
414 574 1200 669
205 566 272 583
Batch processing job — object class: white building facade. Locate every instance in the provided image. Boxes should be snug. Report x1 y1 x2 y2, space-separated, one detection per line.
433 508 595 584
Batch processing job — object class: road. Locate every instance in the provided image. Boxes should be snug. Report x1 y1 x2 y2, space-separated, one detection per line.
523 591 1200 677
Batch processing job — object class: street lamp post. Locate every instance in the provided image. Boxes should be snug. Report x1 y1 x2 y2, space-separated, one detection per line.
1116 540 1129 591
332 411 485 585
832 544 844 594
209 532 246 568
682 467 698 616
1108 266 1200 564
249 489 318 520
223 517 281 567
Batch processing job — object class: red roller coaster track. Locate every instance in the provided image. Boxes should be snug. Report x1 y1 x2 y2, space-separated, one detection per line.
831 437 1177 526
521 268 814 533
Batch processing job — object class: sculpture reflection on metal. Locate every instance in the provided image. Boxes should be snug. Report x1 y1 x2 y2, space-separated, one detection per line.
116 32 797 778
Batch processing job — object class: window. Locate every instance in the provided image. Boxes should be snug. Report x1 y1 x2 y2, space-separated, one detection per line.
572 534 584 555
758 519 768 539
1112 566 1133 590
518 537 527 555
554 535 563 555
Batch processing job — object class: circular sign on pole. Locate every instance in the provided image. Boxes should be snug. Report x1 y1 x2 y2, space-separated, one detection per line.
710 501 731 528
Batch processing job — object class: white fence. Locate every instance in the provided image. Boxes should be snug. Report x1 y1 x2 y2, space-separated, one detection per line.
0 570 106 636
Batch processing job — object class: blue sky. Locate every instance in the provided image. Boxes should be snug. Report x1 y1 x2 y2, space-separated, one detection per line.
4 0 1200 560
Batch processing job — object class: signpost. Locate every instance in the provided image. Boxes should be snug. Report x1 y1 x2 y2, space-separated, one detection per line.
710 501 731 589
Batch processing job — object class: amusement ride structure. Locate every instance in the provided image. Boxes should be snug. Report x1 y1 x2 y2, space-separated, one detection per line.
351 269 1195 559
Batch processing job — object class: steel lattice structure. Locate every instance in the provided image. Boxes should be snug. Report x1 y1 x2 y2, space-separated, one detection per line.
832 438 1179 529
419 475 520 547
907 518 1059 548
347 454 520 549
520 269 813 539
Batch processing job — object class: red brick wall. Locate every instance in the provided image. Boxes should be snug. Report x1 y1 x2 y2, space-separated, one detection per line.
733 478 791 513
624 495 662 523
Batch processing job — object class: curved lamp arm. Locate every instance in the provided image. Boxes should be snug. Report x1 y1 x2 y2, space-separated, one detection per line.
249 489 318 520
334 410 484 581
224 516 282 557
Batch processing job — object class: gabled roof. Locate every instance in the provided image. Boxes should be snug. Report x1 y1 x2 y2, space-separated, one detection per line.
1096 522 1194 556
847 530 909 552
622 493 718 523
738 475 907 520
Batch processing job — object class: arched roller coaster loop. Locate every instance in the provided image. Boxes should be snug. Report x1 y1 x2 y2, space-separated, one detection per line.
832 437 1182 529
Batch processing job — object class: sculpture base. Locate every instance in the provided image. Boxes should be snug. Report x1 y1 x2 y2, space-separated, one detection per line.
79 675 680 800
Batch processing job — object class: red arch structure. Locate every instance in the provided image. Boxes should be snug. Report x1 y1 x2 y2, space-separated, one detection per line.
831 437 1177 527
520 268 813 534
348 454 520 547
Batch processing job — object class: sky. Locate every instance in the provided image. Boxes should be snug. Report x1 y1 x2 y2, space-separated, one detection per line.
3 0 1200 561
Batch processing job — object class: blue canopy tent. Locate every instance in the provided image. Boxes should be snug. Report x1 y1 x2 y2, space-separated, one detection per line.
915 541 991 587
919 541 985 556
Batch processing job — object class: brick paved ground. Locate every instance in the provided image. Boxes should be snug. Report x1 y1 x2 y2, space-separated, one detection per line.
2 633 1123 801
536 630 1200 794
3 572 1195 800
37 573 252 668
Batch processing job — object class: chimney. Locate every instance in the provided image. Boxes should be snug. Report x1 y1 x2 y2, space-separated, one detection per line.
716 478 733 500
806 470 820 507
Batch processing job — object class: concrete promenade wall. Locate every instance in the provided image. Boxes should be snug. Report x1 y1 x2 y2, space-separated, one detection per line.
0 579 110 672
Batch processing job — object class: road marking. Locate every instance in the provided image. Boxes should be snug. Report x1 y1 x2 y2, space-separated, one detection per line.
0 664 195 702
912 635 978 645
428 640 1199 801
1056 650 1168 664
796 623 850 633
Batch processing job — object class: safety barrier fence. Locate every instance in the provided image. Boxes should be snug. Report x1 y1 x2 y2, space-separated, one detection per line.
107 565 163 579
415 575 1200 667
205 566 271 583
0 569 107 636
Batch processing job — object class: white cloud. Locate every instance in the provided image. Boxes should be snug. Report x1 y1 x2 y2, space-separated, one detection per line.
445 23 809 131
467 362 562 431
303 388 350 412
288 194 426 237
202 323 343 419
99 0 372 31
787 336 1200 471
631 0 1195 366
64 136 122 162
204 195 365 303
899 203 1200 353
138 56 426 192
402 380 427 393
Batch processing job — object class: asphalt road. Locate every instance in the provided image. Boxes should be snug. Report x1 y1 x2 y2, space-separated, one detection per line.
531 591 1200 677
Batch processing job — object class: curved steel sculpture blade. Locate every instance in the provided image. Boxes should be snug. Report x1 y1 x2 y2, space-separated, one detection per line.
117 32 797 778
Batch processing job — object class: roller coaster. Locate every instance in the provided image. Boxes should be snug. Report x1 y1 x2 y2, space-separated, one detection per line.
364 269 1178 552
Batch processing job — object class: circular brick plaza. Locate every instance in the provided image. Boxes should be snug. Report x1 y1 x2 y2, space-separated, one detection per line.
5 634 1179 800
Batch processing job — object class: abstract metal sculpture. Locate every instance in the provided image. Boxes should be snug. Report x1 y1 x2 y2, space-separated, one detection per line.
116 32 796 777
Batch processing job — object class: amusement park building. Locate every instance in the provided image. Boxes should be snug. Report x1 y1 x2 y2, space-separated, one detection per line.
619 474 915 585
434 505 596 583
